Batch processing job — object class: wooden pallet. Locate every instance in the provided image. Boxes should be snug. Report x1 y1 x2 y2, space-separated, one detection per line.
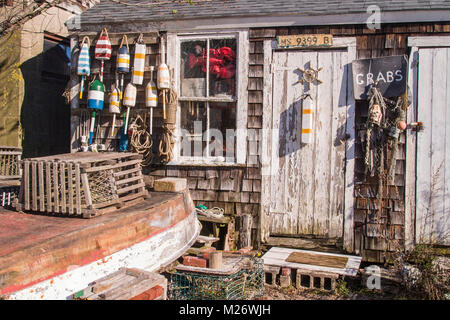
73 268 167 300
14 152 149 218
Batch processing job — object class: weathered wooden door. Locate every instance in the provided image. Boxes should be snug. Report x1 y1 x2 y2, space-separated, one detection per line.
268 49 351 239
414 46 450 245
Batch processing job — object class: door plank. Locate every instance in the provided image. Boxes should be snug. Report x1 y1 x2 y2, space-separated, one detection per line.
416 48 433 243
329 50 347 239
270 51 288 233
444 48 450 245
296 50 317 236
430 47 447 243
313 50 333 236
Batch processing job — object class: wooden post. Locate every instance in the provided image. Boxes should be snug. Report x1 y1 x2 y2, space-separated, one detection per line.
209 252 223 270
239 214 252 249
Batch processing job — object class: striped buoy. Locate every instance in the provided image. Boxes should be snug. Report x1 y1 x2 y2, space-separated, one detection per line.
77 36 90 99
146 66 158 134
116 44 130 74
123 82 137 134
109 85 121 137
88 79 105 111
109 85 121 114
301 95 313 144
158 39 170 120
157 63 170 90
94 28 111 82
123 82 137 108
116 35 130 100
132 34 146 85
87 79 105 145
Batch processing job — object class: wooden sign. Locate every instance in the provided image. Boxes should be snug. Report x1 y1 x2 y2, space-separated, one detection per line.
352 55 408 100
277 34 333 49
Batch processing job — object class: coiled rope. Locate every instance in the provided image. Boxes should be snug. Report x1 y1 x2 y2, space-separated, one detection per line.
130 114 153 166
195 206 225 219
158 88 178 164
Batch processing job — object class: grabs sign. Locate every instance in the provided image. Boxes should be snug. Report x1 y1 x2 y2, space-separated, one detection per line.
352 55 408 100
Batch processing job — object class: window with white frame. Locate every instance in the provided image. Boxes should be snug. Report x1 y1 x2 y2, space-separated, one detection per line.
167 31 248 164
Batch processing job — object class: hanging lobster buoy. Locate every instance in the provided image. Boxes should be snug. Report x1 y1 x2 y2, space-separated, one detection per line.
132 34 146 85
120 83 137 151
157 40 170 120
116 35 130 100
94 28 111 82
109 84 121 137
157 63 170 90
77 36 91 99
301 95 313 144
146 66 158 135
87 79 105 145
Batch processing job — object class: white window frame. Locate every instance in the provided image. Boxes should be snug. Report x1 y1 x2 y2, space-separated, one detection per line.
166 30 248 165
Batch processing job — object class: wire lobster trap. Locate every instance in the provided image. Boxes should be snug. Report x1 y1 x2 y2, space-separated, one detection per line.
14 152 148 218
168 256 264 300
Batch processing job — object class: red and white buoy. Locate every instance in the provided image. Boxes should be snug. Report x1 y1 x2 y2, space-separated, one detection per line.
94 28 111 82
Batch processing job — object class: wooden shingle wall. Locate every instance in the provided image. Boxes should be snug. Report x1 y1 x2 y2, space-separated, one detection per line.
248 22 450 262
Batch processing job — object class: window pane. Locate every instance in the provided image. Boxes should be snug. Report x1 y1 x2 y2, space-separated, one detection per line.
208 102 236 159
180 40 207 97
209 38 236 98
180 101 207 157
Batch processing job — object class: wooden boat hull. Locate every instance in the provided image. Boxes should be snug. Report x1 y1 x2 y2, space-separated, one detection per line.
0 191 200 300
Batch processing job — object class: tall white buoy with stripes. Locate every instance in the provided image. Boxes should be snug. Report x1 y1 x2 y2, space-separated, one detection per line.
145 66 158 135
109 84 121 137
301 95 313 144
116 34 130 100
94 28 111 82
132 34 146 85
157 39 170 120
87 78 105 145
77 36 90 99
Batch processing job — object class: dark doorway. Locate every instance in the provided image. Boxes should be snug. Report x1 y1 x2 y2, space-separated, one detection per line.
20 33 71 158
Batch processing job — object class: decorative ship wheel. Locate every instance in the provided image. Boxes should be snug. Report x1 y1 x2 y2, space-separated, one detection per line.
297 64 323 85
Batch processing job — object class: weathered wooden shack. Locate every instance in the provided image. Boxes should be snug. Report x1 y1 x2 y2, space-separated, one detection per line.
68 0 450 263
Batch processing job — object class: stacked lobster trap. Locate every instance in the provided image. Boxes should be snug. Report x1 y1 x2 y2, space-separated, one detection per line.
0 146 22 208
13 152 148 218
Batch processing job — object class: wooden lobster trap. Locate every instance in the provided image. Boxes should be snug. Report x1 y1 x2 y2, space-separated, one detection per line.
14 152 148 218
0 146 22 181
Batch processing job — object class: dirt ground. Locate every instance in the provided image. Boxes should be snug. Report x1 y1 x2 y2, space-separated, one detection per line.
257 277 400 300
